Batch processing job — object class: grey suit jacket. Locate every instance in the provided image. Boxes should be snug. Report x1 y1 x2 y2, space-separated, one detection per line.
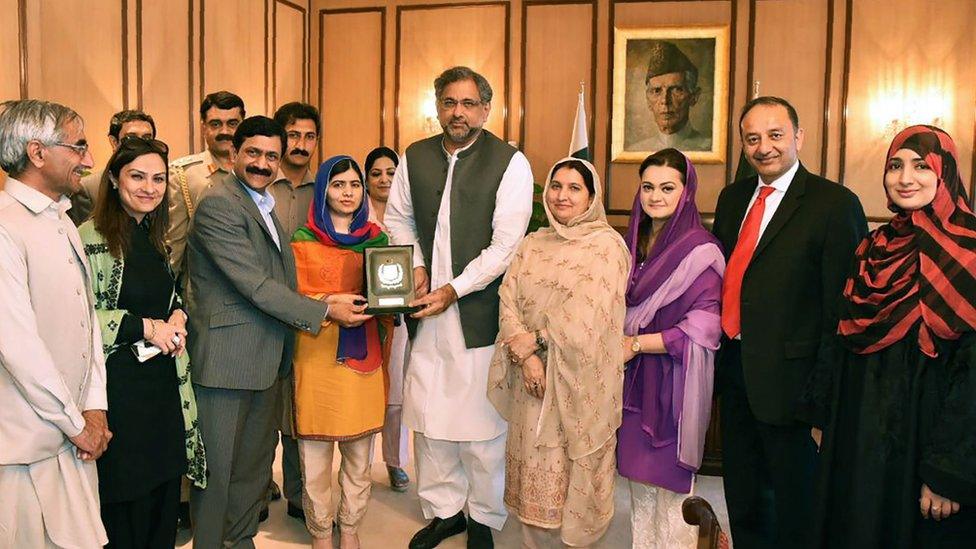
186 172 328 391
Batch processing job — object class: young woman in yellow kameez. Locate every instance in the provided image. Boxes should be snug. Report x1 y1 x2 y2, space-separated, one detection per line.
291 155 393 549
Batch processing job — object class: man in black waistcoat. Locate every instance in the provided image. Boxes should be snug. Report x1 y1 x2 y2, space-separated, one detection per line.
385 66 534 549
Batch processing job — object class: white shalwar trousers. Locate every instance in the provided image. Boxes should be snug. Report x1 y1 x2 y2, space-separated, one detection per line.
629 479 698 549
414 432 508 530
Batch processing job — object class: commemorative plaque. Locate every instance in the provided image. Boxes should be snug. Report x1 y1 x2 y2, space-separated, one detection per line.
364 246 419 314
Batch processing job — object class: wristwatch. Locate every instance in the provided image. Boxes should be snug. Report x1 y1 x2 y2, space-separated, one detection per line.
534 330 547 351
630 336 641 353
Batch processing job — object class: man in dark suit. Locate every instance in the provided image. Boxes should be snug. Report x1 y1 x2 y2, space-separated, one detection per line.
712 96 867 548
185 116 369 548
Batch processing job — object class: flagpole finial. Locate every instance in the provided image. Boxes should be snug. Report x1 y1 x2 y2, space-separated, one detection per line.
752 80 760 100
579 81 585 94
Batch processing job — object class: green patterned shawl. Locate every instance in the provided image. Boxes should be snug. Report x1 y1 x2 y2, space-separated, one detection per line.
78 220 206 489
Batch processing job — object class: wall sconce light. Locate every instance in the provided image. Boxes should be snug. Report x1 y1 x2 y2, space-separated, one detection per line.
422 92 439 135
870 86 950 138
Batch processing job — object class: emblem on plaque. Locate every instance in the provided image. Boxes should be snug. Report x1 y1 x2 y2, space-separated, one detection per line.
364 246 419 314
377 262 404 289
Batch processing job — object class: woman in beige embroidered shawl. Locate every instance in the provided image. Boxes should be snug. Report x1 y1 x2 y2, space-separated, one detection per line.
488 158 630 548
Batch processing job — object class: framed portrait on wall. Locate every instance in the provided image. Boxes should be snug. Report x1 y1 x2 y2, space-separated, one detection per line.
611 26 730 163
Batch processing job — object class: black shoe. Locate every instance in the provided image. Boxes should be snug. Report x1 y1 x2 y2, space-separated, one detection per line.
466 517 493 549
268 480 282 501
287 501 306 522
409 511 467 549
258 507 269 523
387 465 410 492
176 501 191 531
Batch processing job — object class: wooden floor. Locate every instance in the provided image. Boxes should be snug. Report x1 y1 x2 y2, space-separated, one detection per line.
177 437 730 548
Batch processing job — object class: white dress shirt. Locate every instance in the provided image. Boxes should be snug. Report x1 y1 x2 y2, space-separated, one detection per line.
384 138 533 441
732 160 799 341
238 174 282 250
739 160 800 240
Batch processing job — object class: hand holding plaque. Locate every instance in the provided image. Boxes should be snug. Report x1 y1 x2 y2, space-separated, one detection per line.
364 246 421 314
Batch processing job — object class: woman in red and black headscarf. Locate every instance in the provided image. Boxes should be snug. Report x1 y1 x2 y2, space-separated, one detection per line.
812 126 976 548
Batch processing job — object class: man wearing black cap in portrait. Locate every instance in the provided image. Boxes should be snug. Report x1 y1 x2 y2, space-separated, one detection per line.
630 40 712 152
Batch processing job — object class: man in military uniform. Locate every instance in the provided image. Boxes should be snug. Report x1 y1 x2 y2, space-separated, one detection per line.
264 101 320 523
268 101 319 237
68 109 156 225
628 40 712 153
166 91 245 276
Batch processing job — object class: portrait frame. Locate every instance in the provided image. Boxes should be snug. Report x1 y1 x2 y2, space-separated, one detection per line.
611 25 730 163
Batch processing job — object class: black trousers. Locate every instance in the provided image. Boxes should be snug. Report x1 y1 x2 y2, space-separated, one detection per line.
101 476 182 549
718 340 818 549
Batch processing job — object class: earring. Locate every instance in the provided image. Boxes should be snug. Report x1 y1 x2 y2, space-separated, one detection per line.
110 176 119 189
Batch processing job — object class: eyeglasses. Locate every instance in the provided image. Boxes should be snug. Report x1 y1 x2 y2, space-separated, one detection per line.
50 141 90 156
118 136 169 155
437 98 484 111
206 119 241 130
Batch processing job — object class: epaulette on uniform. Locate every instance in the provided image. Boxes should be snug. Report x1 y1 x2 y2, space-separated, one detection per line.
170 151 206 170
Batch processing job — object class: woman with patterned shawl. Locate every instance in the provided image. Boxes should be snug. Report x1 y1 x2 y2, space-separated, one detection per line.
291 155 392 549
615 148 724 548
487 157 629 548
812 126 976 548
78 137 206 548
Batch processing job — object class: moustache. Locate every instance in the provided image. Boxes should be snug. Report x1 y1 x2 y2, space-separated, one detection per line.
215 134 234 142
289 148 310 157
245 166 273 177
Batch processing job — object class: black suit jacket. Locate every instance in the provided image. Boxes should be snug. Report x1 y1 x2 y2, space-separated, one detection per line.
712 164 867 425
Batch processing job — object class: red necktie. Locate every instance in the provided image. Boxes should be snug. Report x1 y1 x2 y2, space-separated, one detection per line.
721 185 776 338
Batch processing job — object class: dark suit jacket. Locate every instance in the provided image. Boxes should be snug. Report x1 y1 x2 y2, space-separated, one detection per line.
186 172 328 391
712 164 867 425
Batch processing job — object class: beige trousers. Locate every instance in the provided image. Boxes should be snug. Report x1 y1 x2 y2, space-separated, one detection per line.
298 435 375 537
521 523 592 549
0 451 106 549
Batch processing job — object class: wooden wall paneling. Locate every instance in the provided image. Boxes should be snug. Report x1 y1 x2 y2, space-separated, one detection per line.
837 0 853 187
121 0 130 109
841 0 976 221
24 0 125 168
201 0 269 120
274 0 309 109
140 0 193 157
751 0 829 174
319 8 385 166
520 0 596 183
819 0 836 177
821 0 847 181
0 0 22 101
606 1 736 216
727 0 744 182
394 2 510 151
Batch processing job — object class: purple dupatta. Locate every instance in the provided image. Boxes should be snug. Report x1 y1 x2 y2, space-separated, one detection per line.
623 151 725 471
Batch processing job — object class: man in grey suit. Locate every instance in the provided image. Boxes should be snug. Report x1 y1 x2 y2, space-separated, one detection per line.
186 115 369 548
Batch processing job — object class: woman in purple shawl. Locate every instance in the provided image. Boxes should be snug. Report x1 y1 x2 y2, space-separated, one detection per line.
617 148 725 548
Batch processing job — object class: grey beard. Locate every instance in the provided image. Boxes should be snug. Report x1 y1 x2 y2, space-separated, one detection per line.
443 125 481 144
